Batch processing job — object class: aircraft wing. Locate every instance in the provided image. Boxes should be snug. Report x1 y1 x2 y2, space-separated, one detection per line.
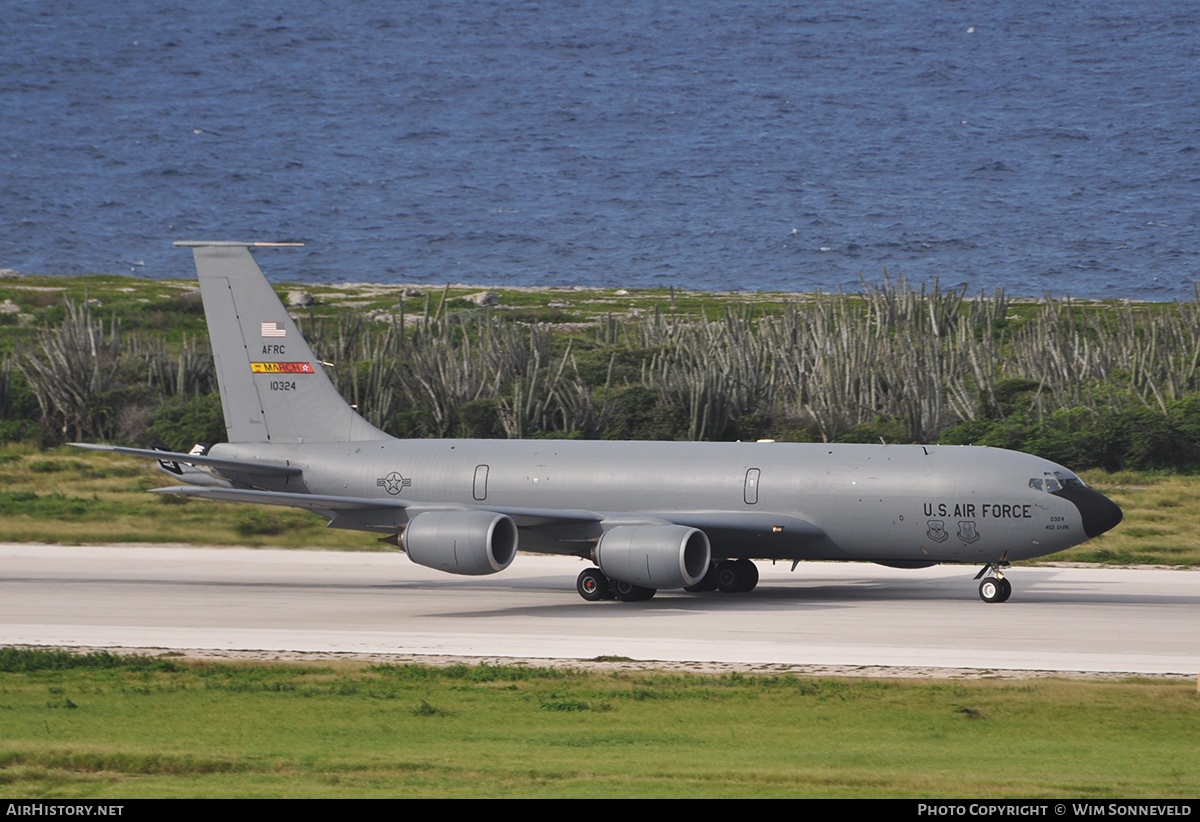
150 485 827 546
150 485 606 533
644 510 826 542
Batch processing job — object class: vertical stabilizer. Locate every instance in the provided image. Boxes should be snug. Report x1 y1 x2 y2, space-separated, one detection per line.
177 241 389 444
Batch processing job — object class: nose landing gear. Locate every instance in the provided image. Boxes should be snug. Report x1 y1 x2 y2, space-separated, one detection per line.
975 563 1013 603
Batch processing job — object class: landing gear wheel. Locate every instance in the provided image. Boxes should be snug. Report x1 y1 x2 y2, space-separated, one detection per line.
975 562 1013 604
979 577 1009 603
716 561 744 593
716 560 759 593
736 559 759 593
577 567 610 602
612 579 656 602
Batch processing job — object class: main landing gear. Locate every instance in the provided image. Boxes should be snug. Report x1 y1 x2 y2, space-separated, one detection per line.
975 563 1013 603
576 560 758 602
576 568 655 602
576 567 611 601
709 559 759 594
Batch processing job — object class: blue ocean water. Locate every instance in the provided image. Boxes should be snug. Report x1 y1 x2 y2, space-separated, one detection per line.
2 0 1198 298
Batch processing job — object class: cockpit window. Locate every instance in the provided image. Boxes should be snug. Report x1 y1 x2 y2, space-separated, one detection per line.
1031 471 1086 493
1054 470 1086 489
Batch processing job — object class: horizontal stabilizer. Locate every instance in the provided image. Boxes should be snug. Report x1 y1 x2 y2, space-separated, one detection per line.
173 241 305 248
70 443 302 478
151 485 406 510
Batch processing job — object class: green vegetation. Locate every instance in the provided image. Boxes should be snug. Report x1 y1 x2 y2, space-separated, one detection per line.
1068 472 1200 565
6 273 1200 472
0 650 1195 798
0 442 368 548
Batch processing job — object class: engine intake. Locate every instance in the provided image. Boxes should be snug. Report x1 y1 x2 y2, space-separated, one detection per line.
595 524 711 590
402 510 518 576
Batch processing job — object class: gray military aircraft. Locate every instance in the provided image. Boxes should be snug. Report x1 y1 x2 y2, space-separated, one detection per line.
75 242 1123 603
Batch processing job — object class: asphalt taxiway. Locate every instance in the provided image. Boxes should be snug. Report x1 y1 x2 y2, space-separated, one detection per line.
2 544 1197 676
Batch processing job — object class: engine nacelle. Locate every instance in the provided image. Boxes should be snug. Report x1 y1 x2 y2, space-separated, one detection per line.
402 510 518 576
595 524 711 590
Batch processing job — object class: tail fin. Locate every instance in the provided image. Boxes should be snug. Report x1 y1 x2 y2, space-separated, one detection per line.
177 241 389 444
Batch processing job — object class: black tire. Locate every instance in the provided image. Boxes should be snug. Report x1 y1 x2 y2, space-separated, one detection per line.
979 578 1004 603
736 559 759 593
716 561 744 593
577 568 609 602
613 579 656 602
997 577 1013 603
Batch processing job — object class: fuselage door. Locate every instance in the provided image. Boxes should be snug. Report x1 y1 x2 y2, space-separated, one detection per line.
744 468 761 505
474 465 489 501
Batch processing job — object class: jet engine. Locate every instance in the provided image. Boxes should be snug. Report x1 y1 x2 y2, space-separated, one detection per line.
402 510 518 576
595 524 711 590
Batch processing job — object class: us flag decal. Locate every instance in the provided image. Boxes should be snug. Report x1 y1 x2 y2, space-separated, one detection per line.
261 321 286 338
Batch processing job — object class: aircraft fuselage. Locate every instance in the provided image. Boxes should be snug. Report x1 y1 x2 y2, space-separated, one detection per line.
212 437 1108 566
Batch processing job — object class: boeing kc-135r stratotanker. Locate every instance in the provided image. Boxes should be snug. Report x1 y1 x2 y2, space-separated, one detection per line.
75 242 1123 603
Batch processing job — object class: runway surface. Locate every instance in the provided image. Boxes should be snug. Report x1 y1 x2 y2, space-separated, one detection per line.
3 544 1198 676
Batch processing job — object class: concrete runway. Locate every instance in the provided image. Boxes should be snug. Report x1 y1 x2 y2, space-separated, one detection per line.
2 544 1198 676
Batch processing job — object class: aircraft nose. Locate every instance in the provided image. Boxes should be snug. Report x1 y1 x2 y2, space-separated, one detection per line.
1054 487 1123 539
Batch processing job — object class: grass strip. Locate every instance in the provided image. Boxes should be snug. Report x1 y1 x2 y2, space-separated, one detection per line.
0 651 1196 798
